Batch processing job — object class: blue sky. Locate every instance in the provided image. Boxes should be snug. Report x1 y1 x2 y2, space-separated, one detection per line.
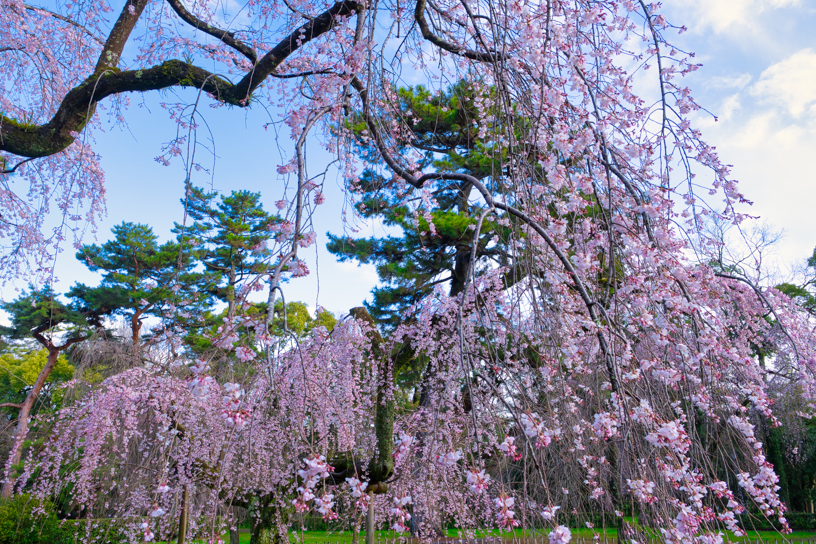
2 0 815 318
663 0 816 270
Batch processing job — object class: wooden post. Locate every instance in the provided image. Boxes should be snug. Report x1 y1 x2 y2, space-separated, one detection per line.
177 486 189 544
366 491 375 544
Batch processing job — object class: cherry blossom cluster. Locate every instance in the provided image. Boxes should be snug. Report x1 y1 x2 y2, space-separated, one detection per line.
466 469 490 494
435 449 463 468
188 359 215 400
549 526 571 544
393 431 415 462
591 412 619 440
346 477 370 509
221 383 249 430
626 479 657 504
314 493 338 521
389 494 413 533
493 493 520 530
499 436 522 461
293 455 333 513
520 413 559 448
541 505 560 521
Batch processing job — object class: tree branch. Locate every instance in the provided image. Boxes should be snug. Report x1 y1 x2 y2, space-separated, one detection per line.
96 0 151 71
23 4 105 45
714 272 801 362
414 0 502 62
0 402 22 409
0 0 361 159
1 61 235 157
166 0 257 65
237 0 360 99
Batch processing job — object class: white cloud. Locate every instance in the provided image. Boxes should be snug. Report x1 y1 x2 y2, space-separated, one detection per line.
687 0 754 34
750 48 816 117
720 94 742 122
701 109 816 264
728 112 773 148
665 0 801 36
706 73 753 90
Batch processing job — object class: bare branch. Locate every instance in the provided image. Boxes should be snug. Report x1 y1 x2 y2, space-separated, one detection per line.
414 0 503 62
166 0 257 65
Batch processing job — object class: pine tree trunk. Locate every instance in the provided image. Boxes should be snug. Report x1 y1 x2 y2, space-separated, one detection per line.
131 312 142 353
251 524 278 544
1 346 59 498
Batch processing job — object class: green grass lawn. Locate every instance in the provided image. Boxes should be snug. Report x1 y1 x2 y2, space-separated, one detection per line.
214 528 816 544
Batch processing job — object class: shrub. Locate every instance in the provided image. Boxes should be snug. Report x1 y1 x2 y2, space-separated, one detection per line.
737 512 816 532
0 495 128 544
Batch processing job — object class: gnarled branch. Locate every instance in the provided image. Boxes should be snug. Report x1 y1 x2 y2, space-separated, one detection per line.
0 0 361 159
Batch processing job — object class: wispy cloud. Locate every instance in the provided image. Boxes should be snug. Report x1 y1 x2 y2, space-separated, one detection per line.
706 73 752 90
665 0 802 37
749 48 816 118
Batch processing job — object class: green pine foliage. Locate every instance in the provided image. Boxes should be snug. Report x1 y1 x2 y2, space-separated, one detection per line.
178 186 279 316
70 222 205 347
1 286 94 339
329 83 517 328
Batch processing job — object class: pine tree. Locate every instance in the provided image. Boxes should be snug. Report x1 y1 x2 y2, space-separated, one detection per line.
177 187 278 319
777 246 816 315
328 83 518 328
71 222 203 351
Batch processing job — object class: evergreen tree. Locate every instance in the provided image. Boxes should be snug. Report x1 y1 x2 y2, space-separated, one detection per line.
776 246 816 315
178 187 278 319
328 83 520 328
71 222 204 351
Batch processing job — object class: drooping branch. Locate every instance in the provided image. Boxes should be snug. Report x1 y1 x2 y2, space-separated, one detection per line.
165 0 257 65
0 0 361 159
23 4 105 45
348 80 623 390
714 271 802 362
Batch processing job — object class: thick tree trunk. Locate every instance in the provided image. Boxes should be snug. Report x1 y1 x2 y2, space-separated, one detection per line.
250 507 281 544
0 347 59 498
227 269 236 320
